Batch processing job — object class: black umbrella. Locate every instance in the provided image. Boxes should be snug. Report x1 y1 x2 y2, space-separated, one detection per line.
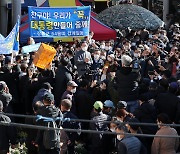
96 4 164 30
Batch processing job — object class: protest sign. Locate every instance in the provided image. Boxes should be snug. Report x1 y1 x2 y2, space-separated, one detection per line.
22 43 41 54
33 43 56 69
28 6 91 38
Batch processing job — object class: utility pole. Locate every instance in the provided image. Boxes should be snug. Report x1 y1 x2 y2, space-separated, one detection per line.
148 0 152 11
12 0 21 27
163 0 169 26
0 0 8 36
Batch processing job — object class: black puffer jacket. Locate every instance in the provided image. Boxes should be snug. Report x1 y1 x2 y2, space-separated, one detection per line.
54 65 72 106
116 67 140 101
134 102 157 134
37 105 62 119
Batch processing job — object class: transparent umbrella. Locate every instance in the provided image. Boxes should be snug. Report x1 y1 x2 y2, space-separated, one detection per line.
96 4 164 30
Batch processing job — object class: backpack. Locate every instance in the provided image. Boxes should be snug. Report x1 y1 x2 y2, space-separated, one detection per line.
43 120 60 149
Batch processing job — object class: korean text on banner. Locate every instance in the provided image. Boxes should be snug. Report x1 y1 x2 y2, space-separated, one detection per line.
33 43 56 69
28 6 91 38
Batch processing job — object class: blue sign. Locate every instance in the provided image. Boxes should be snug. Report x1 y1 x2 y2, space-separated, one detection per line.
28 6 91 38
22 43 41 54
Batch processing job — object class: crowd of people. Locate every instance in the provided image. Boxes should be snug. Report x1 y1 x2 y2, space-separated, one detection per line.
0 21 180 154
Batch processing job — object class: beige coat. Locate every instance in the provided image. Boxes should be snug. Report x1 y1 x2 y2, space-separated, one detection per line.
151 126 179 154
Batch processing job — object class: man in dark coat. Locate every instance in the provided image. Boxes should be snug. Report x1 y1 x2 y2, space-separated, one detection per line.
33 82 53 105
61 81 78 115
60 99 81 154
115 55 141 113
116 124 142 154
75 79 93 121
36 93 62 154
54 57 72 106
134 94 157 153
134 94 157 134
0 101 16 153
155 82 180 123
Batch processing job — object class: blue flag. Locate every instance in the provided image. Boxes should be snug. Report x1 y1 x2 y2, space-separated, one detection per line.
13 19 20 52
0 34 5 42
0 18 20 54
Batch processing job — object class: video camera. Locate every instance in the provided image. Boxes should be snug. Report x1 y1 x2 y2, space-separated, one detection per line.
79 64 101 82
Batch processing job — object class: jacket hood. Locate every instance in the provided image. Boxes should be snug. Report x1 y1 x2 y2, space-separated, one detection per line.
37 88 49 96
39 105 60 118
119 67 132 75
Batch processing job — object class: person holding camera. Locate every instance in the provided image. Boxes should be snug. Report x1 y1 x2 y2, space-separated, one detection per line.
0 81 12 113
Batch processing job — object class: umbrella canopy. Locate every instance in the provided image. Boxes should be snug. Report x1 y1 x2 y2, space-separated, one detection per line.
96 4 164 30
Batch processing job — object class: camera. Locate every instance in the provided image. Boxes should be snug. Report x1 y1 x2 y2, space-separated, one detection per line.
79 64 101 81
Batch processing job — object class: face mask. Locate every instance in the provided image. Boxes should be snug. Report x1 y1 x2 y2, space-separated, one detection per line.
110 128 116 133
107 57 112 62
134 53 140 58
100 84 106 90
101 56 106 60
94 54 100 60
135 38 140 42
100 45 105 49
149 34 153 39
82 46 88 51
169 44 173 48
117 135 122 141
165 58 168 63
71 88 76 94
117 118 123 123
105 46 110 51
157 122 161 129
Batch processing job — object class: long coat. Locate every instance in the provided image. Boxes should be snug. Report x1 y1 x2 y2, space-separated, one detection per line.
151 126 179 154
54 65 72 106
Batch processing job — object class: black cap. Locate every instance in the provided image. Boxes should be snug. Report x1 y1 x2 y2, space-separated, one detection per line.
117 101 127 109
42 82 53 90
43 93 54 102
